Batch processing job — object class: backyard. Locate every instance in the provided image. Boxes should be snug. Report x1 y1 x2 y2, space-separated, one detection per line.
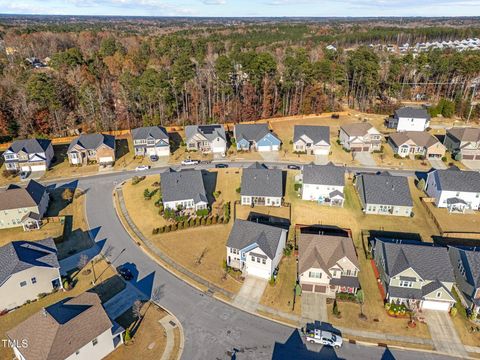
424 201 480 235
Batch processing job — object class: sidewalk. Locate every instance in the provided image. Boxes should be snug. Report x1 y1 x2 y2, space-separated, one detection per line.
159 314 178 360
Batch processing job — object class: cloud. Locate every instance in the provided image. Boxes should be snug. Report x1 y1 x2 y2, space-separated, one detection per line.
201 0 226 4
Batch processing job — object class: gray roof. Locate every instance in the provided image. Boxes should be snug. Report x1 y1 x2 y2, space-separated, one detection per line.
7 139 51 154
302 163 345 186
394 106 430 120
356 173 413 207
235 124 272 142
161 169 207 204
241 165 283 198
185 125 226 143
450 247 480 288
447 127 480 142
227 219 285 259
375 239 454 282
131 126 168 141
68 133 115 152
389 131 441 148
293 125 330 144
431 168 480 193
0 180 47 211
388 280 452 301
0 238 59 286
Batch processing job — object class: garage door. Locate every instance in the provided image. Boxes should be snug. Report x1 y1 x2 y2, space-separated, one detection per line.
30 165 46 171
301 284 313 292
363 146 370 151
422 300 451 311
257 145 272 152
463 155 475 160
247 266 270 279
313 148 329 155
351 147 362 152
314 285 326 293
99 157 114 163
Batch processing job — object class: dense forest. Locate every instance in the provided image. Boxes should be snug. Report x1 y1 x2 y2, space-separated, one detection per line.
1 16 480 138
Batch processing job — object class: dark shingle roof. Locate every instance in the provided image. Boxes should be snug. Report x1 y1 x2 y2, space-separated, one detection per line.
447 127 480 142
389 131 441 148
68 133 115 152
235 124 272 142
302 163 345 186
394 107 430 120
131 126 168 141
161 169 207 204
241 165 283 198
185 125 226 142
356 173 413 207
227 219 285 259
450 247 480 288
340 122 375 137
432 168 480 193
293 125 330 144
0 238 59 286
0 180 47 211
7 139 51 154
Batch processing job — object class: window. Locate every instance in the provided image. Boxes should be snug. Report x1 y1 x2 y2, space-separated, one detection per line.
257 258 261 263
75 350 80 355
20 281 27 287
251 256 255 262
346 269 352 276
436 291 442 298
31 277 37 284
92 338 98 346
399 280 413 288
308 271 322 279
262 259 266 265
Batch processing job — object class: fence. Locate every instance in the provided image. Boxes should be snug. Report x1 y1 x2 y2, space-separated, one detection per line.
419 197 444 235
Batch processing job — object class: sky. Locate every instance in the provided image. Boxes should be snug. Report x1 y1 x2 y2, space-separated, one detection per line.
1 0 480 17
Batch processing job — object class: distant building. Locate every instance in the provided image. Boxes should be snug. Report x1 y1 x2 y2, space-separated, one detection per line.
67 134 116 166
240 163 283 207
292 125 330 155
3 139 54 173
444 127 480 161
300 163 345 207
161 169 208 211
185 125 227 155
339 122 382 152
387 107 430 132
388 131 446 159
131 126 170 158
234 124 281 152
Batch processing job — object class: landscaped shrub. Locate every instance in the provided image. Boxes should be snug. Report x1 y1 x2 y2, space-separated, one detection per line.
294 183 302 192
159 226 165 233
441 156 447 162
132 176 145 185
224 202 230 218
283 243 293 256
450 307 458 317
269 275 275 286
414 154 426 160
196 208 209 217
393 154 402 159
236 187 241 193
171 223 178 231
224 216 230 224
154 199 162 207
386 303 409 317
124 329 131 342
213 191 221 199
195 217 201 226
152 228 159 234
144 188 152 200
336 292 357 302
178 221 184 230
206 217 212 225
212 215 218 224
165 225 171 233
333 299 341 317
219 216 224 224
201 217 207 226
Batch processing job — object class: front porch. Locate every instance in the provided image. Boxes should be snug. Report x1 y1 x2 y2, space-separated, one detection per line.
21 212 42 231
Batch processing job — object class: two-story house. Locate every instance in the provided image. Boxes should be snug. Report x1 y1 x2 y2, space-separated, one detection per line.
185 125 227 155
0 180 49 231
3 139 54 173
448 246 480 316
161 169 208 211
299 163 345 206
355 173 413 217
339 122 382 152
292 125 330 155
131 126 170 158
67 134 116 166
240 162 283 207
234 124 281 152
388 131 446 159
0 238 62 311
7 292 124 360
373 239 456 311
444 127 480 161
425 168 480 213
226 219 287 279
387 107 430 132
298 233 360 296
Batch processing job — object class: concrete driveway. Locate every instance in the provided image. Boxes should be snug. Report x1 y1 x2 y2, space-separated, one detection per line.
462 160 480 171
424 310 468 358
429 158 447 169
353 152 376 167
233 276 268 313
301 292 328 322
260 151 280 162
314 154 329 165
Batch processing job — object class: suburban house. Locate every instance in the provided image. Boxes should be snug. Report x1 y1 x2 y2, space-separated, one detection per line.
339 122 382 152
388 131 446 159
355 173 413 217
131 126 170 158
298 232 360 296
226 219 287 279
387 107 430 132
234 124 281 152
292 125 330 155
67 134 116 166
161 169 208 211
240 163 283 207
444 127 480 161
3 139 54 173
299 163 346 206
373 239 456 311
7 292 124 360
185 124 227 155
0 238 62 311
0 180 49 231
425 168 480 213
448 246 480 316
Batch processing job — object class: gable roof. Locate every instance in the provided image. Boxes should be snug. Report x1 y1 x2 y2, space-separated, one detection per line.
298 233 358 274
0 238 59 286
227 219 285 259
7 139 51 154
389 131 442 149
161 169 207 204
356 173 413 207
0 180 47 211
447 127 480 142
235 123 274 142
340 122 375 137
302 163 345 186
293 125 330 144
7 292 112 360
185 124 226 143
394 106 430 120
375 239 454 282
431 168 480 193
68 134 115 152
241 164 283 198
131 126 168 141
449 247 480 288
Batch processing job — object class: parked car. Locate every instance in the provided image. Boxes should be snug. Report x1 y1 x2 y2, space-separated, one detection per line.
215 163 229 168
117 266 134 281
287 164 301 170
20 171 30 180
150 155 159 162
303 328 343 348
181 159 200 166
135 165 150 171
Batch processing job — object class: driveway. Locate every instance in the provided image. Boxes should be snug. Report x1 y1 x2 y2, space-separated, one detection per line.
314 154 329 165
103 282 149 320
260 151 280 162
462 160 480 171
301 292 328 322
429 158 447 169
353 152 376 167
424 310 468 358
233 276 268 313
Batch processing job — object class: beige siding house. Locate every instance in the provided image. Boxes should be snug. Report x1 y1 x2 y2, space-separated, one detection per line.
67 134 116 166
388 131 446 159
339 122 382 152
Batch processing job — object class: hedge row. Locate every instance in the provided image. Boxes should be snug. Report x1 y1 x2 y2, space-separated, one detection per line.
152 215 230 234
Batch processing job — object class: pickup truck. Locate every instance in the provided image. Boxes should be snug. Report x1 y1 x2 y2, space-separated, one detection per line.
181 159 200 166
304 328 343 348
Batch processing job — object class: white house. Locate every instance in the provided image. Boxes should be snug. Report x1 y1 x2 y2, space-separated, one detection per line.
425 168 480 213
226 219 287 279
387 107 430 132
3 139 54 173
299 163 345 207
240 163 283 207
131 126 170 158
339 122 382 152
185 125 227 155
292 125 330 155
160 169 208 211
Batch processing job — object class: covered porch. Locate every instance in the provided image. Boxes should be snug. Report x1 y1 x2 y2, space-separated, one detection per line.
21 212 42 231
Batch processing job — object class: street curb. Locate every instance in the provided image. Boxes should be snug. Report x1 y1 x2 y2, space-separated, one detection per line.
156 304 185 360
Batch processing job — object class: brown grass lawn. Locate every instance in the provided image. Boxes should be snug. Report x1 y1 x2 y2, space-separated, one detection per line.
425 201 480 234
451 314 480 347
0 222 63 248
371 143 431 170
0 259 116 360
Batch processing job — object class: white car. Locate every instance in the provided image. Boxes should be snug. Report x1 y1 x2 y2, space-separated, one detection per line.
304 328 343 348
181 159 200 166
135 165 150 171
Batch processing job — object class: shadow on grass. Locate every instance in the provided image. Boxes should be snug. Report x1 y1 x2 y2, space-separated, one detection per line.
116 138 130 162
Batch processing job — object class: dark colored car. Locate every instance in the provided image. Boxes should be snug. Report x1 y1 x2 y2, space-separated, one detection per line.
215 163 229 168
150 155 159 162
287 164 301 170
117 267 133 281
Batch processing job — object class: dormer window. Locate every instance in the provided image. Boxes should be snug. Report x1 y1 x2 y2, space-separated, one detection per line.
399 280 413 288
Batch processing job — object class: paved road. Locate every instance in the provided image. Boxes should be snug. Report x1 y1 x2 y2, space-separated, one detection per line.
60 164 456 360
